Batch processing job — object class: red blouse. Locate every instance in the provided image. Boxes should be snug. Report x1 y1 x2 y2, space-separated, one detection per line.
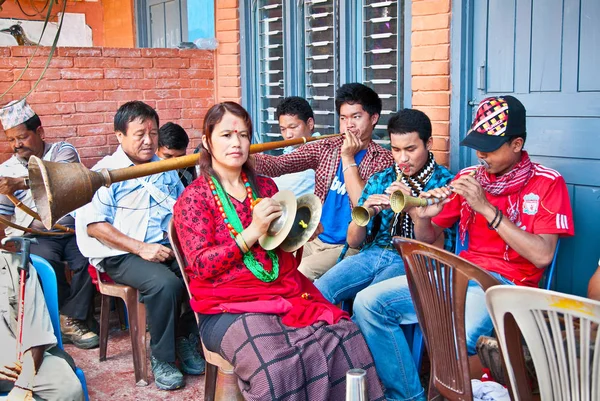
173 174 348 328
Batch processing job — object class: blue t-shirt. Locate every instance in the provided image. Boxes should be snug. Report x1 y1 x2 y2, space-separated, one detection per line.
319 150 367 244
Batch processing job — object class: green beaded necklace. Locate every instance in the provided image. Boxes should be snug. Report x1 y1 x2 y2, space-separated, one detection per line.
210 176 279 282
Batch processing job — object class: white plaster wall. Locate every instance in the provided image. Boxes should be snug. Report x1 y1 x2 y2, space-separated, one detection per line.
0 13 92 47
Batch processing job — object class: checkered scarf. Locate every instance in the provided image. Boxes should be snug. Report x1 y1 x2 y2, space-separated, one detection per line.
459 152 534 258
391 152 436 238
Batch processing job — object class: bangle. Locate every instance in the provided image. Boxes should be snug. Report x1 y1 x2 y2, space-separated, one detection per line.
235 233 249 253
493 211 503 230
487 206 500 230
343 163 358 174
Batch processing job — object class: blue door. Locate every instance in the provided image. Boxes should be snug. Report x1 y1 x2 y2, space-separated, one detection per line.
469 0 600 296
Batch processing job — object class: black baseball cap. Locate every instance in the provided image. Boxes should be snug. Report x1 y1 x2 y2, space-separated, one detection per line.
460 95 526 152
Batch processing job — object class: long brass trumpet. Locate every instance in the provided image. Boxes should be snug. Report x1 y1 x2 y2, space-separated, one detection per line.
29 133 342 230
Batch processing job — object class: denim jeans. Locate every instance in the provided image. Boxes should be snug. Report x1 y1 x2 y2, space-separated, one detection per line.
352 272 514 401
314 245 405 305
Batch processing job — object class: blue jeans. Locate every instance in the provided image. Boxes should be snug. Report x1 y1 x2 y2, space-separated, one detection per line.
314 245 405 305
352 272 514 401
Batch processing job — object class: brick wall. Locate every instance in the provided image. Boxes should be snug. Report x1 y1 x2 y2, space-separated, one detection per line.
215 0 241 103
411 0 451 167
0 46 215 167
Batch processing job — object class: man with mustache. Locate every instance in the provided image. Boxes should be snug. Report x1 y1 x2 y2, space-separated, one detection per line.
0 99 99 350
314 108 455 305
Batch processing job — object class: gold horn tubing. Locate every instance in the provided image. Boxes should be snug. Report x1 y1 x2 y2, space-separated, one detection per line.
7 194 75 234
29 133 342 230
389 191 442 214
351 205 382 227
0 214 69 237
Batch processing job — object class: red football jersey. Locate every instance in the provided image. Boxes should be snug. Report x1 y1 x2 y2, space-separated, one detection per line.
433 163 574 287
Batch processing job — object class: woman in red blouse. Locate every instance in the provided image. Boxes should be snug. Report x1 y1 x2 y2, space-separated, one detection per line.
173 102 384 401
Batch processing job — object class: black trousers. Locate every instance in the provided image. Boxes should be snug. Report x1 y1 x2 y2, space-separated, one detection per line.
100 253 198 362
31 234 95 321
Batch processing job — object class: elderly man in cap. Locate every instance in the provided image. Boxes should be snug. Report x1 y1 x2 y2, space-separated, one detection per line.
0 99 98 350
350 95 575 401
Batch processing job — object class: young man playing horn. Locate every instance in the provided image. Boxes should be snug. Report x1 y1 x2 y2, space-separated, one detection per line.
0 99 98 350
76 101 204 390
314 108 455 306
254 83 394 280
351 95 574 401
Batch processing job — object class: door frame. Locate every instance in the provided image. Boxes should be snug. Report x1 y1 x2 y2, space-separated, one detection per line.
449 0 475 173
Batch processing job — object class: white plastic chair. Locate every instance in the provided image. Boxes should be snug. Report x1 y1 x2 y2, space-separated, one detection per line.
486 286 600 401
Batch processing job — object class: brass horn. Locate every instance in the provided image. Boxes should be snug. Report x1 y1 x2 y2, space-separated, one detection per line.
28 134 341 230
350 191 442 227
351 205 382 227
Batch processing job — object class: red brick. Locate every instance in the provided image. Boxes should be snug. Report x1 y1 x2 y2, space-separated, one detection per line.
105 69 144 79
35 80 76 91
411 44 450 62
412 91 450 106
74 57 116 68
432 151 449 167
412 0 451 16
143 89 181 100
190 58 214 69
78 124 114 136
217 8 238 20
218 0 238 8
27 92 60 104
10 47 51 57
62 113 105 125
103 90 144 101
141 48 180 58
155 79 189 89
103 112 116 123
431 136 449 151
217 55 240 66
190 98 214 109
218 43 239 55
412 29 450 46
157 109 182 120
432 122 450 137
191 119 206 129
61 69 104 79
108 135 120 145
182 109 205 119
181 49 213 59
116 58 153 68
78 146 111 158
217 76 239 87
412 14 450 31
35 115 63 126
117 79 156 90
412 61 449 76
412 76 449 91
69 136 108 148
216 31 240 43
417 107 450 121
178 119 193 129
31 103 76 116
76 101 118 113
0 80 30 93
57 48 102 57
14 68 61 81
217 66 239 77
181 89 213 99
153 58 190 69
42 126 77 138
82 157 103 168
217 19 238 31
76 79 118 90
0 48 10 57
180 69 213 79
144 69 179 79
102 48 142 57
60 91 104 102
219 86 241 99
0 70 13 82
155 99 191 109
191 79 214 90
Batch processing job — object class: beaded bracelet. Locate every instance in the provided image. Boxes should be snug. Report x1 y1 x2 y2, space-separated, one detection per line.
492 210 504 231
487 206 501 230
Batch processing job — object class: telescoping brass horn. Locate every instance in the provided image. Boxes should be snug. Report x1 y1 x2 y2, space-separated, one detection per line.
351 192 442 227
28 134 341 230
257 190 322 252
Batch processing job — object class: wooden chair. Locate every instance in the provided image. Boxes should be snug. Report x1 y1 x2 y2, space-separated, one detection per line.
486 286 600 401
168 219 243 401
393 237 501 401
88 266 148 386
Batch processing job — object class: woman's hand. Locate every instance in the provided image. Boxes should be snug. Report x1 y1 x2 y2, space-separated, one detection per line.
249 198 283 236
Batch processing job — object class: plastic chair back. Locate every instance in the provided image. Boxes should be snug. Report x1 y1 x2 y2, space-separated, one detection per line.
486 286 600 401
393 237 501 401
31 254 90 401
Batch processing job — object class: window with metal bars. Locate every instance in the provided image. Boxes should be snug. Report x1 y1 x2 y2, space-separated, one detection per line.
246 0 407 149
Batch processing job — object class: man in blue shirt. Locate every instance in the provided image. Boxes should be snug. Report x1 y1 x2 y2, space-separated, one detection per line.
315 108 455 303
76 101 204 391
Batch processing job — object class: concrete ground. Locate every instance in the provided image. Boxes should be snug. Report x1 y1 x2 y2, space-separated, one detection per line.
66 324 207 400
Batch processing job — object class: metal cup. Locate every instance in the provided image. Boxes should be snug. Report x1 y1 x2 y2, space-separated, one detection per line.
345 368 368 401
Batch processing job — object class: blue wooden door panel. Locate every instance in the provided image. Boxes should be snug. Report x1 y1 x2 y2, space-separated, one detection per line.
470 0 600 297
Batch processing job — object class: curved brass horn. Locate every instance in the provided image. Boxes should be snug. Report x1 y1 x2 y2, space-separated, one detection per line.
29 134 342 230
350 205 382 227
389 191 441 213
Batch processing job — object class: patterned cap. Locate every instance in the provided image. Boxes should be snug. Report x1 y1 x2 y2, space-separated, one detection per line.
460 95 526 152
0 99 37 130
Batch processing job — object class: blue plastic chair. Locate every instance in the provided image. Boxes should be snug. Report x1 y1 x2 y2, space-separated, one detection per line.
30 254 90 401
404 235 560 373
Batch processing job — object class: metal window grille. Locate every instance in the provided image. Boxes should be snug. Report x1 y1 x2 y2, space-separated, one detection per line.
362 0 402 146
304 0 339 135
